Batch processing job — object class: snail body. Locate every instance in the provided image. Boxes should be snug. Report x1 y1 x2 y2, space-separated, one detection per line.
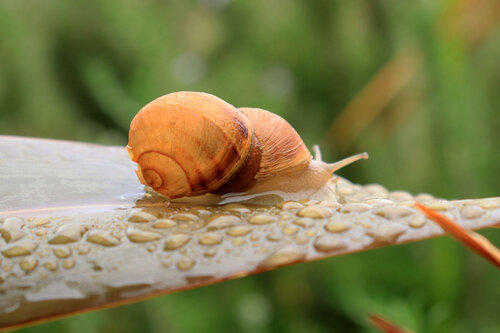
127 91 367 203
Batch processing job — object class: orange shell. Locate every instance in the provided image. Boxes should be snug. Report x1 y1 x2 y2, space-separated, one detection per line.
127 92 253 198
238 107 312 179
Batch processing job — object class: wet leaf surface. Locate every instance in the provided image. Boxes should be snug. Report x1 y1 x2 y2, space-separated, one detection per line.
1 136 499 330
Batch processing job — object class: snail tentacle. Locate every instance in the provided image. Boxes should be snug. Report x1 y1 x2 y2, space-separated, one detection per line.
326 152 369 174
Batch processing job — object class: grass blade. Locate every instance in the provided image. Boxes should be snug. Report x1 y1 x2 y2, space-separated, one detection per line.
415 202 500 269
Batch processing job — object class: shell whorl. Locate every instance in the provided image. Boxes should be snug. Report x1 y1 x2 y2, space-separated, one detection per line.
127 91 254 198
214 108 313 194
238 107 312 179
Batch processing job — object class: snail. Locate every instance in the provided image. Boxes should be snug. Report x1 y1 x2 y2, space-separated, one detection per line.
127 91 368 204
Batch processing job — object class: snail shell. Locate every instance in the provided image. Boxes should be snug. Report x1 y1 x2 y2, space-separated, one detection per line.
127 91 367 200
127 92 311 198
127 92 253 198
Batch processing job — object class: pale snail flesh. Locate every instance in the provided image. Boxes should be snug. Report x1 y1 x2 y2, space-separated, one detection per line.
127 91 368 204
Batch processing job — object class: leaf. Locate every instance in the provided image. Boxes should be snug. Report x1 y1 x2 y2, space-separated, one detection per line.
1 136 499 330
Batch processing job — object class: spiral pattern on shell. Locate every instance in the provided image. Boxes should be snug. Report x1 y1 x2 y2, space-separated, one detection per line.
127 92 254 198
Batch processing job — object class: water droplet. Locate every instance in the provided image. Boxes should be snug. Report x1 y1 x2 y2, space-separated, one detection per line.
297 205 333 218
91 263 103 271
277 201 304 211
367 225 406 244
374 207 414 220
153 219 177 229
364 184 388 196
160 260 172 268
226 225 253 237
415 193 434 202
314 235 346 252
279 212 293 221
176 257 195 271
48 224 88 244
86 230 120 247
259 246 305 268
2 240 39 257
204 249 217 257
222 204 251 214
293 218 313 228
478 199 500 210
266 233 283 242
427 201 451 211
233 237 246 246
409 216 426 228
53 246 72 259
282 225 299 235
192 207 212 217
389 191 413 201
20 257 38 272
127 228 161 243
42 260 58 271
325 221 349 233
128 210 157 223
179 224 189 230
294 235 309 245
78 245 90 255
298 199 319 206
0 217 26 243
319 201 341 209
207 215 241 230
397 200 414 208
341 203 371 213
170 213 199 222
198 232 223 246
248 214 277 225
61 259 75 269
363 199 394 206
35 229 47 236
460 206 485 219
306 229 316 237
164 233 191 250
31 218 50 228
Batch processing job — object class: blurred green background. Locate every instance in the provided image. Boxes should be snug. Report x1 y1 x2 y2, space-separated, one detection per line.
1 0 499 332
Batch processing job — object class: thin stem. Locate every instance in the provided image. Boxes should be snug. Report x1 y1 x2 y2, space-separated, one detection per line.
415 203 500 269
